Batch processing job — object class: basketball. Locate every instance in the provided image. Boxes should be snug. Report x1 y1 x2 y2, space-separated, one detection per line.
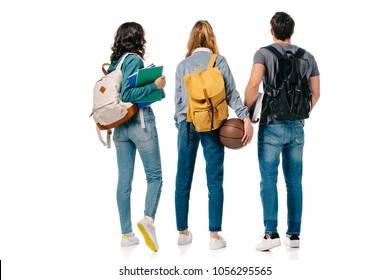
219 118 245 149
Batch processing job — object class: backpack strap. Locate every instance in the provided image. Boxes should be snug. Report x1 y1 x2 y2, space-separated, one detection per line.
96 127 112 148
101 53 131 75
262 45 283 58
102 63 111 75
116 53 131 70
208 54 218 69
263 45 306 59
294 48 306 58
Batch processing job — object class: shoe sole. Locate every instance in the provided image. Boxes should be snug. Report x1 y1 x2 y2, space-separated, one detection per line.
121 240 140 247
178 240 192 245
256 241 281 251
284 239 300 248
137 223 158 252
209 244 226 250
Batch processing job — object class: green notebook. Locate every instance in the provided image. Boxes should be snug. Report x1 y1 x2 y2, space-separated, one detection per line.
136 66 163 87
128 66 164 104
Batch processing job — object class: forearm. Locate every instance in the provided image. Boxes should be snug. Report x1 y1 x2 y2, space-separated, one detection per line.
311 92 320 110
244 84 259 110
308 75 320 110
244 64 264 109
222 64 249 119
227 89 249 119
121 81 158 103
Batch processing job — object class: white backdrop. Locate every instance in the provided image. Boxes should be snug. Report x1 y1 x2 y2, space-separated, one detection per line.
1 0 389 279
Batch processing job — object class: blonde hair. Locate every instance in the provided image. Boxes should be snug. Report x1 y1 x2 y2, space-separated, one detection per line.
186 20 219 58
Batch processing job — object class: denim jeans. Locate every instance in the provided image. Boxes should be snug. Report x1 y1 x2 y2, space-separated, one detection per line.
113 107 162 234
258 121 304 235
175 121 224 232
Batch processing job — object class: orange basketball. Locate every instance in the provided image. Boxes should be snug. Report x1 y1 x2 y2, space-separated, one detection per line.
219 118 244 149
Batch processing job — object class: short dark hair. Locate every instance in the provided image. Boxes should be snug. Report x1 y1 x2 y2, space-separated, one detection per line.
110 22 146 61
270 12 295 41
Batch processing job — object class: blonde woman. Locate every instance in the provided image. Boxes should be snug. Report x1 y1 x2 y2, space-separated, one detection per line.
174 20 253 250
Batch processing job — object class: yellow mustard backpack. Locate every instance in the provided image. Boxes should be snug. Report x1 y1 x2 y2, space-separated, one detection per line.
184 54 228 132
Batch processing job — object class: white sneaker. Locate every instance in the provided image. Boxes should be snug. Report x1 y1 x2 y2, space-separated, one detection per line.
121 232 140 246
209 236 226 250
137 216 159 252
284 234 300 248
255 233 281 251
178 231 193 245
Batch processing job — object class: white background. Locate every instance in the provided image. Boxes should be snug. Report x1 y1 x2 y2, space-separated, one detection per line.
1 0 389 279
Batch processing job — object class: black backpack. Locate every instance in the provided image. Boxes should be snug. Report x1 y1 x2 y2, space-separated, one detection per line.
260 45 312 123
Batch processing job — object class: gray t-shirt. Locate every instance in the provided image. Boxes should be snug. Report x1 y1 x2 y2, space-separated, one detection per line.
253 43 320 123
254 43 319 82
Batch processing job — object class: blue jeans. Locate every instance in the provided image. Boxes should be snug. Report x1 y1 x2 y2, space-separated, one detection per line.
175 121 224 232
258 121 304 235
113 107 162 234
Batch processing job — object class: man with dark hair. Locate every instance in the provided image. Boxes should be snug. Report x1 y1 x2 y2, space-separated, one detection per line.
245 11 320 251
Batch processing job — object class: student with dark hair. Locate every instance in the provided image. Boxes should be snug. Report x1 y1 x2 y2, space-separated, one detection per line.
108 22 166 252
245 12 320 251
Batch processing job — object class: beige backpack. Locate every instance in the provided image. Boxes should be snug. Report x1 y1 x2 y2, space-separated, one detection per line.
91 53 138 148
184 54 228 132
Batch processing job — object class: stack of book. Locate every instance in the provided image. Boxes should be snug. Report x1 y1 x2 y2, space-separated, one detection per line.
128 64 165 108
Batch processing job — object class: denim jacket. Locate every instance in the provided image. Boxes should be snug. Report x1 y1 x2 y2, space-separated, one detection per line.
174 48 249 127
